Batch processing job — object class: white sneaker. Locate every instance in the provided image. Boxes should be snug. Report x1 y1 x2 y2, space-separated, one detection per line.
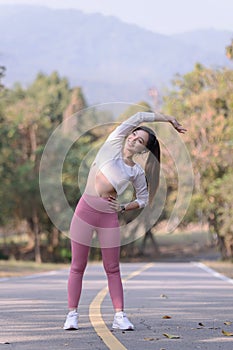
63 310 79 330
112 311 134 330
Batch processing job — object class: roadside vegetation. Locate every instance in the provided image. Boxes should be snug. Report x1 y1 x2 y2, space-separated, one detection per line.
0 41 233 265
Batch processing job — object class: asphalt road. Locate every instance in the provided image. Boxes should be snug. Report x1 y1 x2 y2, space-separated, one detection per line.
0 262 233 350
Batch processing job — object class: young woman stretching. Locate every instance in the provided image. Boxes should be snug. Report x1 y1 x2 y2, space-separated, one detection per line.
63 111 186 331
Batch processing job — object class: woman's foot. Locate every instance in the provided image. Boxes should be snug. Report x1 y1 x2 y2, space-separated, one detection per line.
63 310 79 330
112 311 134 330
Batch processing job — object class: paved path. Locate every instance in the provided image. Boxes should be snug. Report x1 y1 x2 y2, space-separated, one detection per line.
0 262 233 350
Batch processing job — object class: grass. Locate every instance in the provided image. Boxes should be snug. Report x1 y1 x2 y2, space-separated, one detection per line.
155 230 211 246
202 260 233 279
0 259 232 280
0 260 69 278
0 230 232 280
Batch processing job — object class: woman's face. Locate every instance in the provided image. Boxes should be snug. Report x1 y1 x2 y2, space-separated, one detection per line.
125 129 149 154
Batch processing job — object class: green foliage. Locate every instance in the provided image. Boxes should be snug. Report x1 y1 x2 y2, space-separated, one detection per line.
0 72 73 260
1 49 233 261
163 63 233 258
0 71 117 261
0 65 5 90
226 38 233 60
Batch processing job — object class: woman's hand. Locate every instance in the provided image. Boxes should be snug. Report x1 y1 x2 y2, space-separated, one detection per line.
107 195 122 212
169 117 187 134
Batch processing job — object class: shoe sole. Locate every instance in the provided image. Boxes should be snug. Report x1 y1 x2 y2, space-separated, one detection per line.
63 326 79 330
112 325 134 331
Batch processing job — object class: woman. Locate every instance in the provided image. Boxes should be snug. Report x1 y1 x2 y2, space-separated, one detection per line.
63 111 186 331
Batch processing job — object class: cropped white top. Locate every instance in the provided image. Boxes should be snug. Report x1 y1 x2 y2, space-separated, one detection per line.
93 112 157 208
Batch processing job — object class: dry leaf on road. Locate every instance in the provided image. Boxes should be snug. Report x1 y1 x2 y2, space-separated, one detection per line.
163 333 180 339
222 330 233 336
198 322 205 327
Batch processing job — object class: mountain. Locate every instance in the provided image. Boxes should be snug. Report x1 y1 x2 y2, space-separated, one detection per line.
0 5 232 104
172 29 233 54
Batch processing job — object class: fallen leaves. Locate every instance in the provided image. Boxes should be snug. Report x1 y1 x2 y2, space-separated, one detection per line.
162 315 172 319
142 319 233 343
189 320 233 339
163 333 180 339
144 337 159 341
222 330 233 337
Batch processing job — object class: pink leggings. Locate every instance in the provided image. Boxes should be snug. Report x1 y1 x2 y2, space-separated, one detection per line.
67 194 124 310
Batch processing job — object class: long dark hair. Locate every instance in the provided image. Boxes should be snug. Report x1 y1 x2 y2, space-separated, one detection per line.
134 126 160 205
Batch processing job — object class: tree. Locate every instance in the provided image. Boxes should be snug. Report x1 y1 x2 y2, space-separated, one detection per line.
226 39 233 60
163 63 233 259
0 65 6 90
0 72 71 262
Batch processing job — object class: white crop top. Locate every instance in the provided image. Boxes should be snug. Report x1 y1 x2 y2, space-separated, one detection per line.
93 112 157 208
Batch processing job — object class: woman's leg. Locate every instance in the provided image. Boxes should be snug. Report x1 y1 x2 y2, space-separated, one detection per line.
67 240 90 309
68 197 95 309
97 209 124 311
101 245 124 311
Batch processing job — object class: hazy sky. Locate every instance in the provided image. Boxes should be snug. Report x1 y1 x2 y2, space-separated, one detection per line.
0 0 233 34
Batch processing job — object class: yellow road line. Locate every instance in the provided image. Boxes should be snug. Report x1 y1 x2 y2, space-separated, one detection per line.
89 263 154 350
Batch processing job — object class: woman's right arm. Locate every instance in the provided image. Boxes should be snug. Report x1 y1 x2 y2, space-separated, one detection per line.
107 112 155 141
107 111 186 141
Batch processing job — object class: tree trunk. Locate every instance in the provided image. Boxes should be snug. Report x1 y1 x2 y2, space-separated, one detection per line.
48 226 60 257
224 234 233 259
51 226 60 248
28 123 41 262
140 229 160 256
32 206 41 263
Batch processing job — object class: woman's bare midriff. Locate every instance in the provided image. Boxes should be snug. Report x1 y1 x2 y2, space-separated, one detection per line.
84 165 117 199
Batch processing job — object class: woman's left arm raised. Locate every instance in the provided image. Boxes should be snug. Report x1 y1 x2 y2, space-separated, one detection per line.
153 111 187 134
107 111 186 142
